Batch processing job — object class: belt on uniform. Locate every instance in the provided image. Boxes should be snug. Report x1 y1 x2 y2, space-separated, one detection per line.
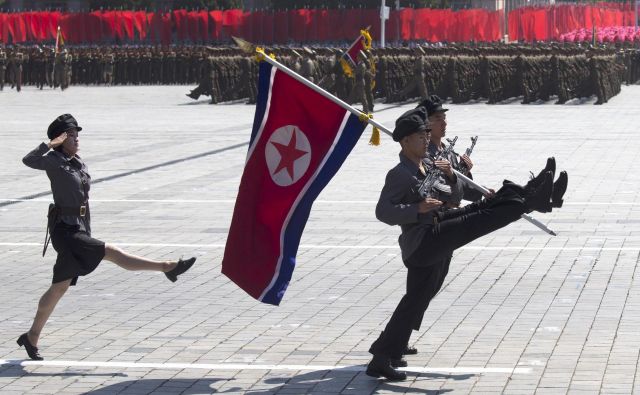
42 204 87 257
57 205 87 217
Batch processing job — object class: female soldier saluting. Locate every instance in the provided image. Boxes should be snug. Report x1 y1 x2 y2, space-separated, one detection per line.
18 114 196 361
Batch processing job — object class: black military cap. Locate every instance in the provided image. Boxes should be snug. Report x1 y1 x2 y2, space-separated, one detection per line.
392 107 430 142
47 114 82 140
417 95 449 117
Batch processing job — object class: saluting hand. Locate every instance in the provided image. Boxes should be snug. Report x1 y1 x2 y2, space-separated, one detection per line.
461 154 474 170
418 198 443 213
48 132 67 149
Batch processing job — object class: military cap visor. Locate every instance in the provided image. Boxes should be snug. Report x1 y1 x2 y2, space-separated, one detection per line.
47 114 83 140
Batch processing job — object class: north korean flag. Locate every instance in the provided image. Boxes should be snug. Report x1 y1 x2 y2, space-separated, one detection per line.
222 61 367 305
343 33 368 68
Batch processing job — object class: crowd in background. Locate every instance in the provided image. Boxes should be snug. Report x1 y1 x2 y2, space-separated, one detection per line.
3 43 637 107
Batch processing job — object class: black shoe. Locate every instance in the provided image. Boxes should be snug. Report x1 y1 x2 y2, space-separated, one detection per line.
17 333 43 361
527 157 556 190
366 356 407 381
525 171 553 213
186 91 199 100
403 346 418 355
165 257 196 283
390 358 408 368
552 171 568 208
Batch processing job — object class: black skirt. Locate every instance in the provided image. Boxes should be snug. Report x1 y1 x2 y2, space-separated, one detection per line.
50 223 105 286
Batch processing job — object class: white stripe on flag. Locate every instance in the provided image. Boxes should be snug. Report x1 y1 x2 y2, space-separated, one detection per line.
245 65 277 164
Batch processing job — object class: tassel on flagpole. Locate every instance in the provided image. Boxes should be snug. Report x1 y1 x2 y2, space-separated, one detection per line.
254 46 272 62
370 124 380 146
358 113 380 146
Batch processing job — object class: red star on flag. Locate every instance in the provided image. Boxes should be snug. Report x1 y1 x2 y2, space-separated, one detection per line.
271 130 308 181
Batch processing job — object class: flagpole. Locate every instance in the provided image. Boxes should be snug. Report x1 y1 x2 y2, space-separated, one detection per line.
255 49 557 236
52 26 61 87
380 0 386 48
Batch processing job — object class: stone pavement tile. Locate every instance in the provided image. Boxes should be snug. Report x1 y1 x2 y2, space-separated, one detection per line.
535 388 568 395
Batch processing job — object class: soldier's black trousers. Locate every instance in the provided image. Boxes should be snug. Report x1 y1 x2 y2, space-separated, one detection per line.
369 186 526 359
412 253 451 332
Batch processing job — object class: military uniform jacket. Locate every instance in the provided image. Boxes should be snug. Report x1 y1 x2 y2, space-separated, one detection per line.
23 143 92 233
376 152 463 261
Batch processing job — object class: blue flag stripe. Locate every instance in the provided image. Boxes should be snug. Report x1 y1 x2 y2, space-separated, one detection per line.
261 113 366 305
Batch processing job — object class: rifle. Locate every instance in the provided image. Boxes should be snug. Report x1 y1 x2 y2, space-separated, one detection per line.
448 135 478 174
417 136 457 199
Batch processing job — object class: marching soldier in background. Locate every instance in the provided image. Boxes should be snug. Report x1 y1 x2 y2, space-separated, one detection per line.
32 48 47 90
0 48 6 91
63 51 72 90
300 47 317 83
53 50 66 89
9 49 24 92
347 51 373 113
364 49 376 113
391 49 428 102
102 52 115 86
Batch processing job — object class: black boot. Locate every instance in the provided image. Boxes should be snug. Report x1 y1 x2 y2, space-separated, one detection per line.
526 157 555 190
366 355 407 381
165 257 196 282
390 358 408 368
525 171 553 213
552 171 568 208
403 345 418 355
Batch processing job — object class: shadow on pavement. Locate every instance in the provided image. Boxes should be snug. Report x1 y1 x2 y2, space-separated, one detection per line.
0 360 126 378
245 365 474 394
1 361 475 393
82 378 236 394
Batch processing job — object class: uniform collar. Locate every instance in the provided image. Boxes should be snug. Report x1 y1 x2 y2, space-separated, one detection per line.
399 152 422 174
50 149 81 163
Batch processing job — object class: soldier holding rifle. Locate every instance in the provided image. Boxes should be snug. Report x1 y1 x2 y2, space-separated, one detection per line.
366 103 568 381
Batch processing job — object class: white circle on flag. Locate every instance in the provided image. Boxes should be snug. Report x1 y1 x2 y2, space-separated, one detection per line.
265 125 312 187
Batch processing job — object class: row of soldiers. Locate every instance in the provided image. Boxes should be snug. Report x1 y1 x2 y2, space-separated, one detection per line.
188 44 639 106
381 51 624 105
3 43 639 105
0 45 223 90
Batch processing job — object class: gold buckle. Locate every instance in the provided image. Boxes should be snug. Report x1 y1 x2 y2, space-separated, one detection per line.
79 206 86 217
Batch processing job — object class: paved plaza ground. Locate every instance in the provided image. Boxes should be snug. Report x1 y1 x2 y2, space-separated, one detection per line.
1 85 639 394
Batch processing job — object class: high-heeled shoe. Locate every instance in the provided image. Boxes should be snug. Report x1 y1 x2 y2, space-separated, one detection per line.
16 333 43 361
165 257 196 283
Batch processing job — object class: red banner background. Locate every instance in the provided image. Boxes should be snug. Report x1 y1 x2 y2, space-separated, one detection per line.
0 5 637 45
